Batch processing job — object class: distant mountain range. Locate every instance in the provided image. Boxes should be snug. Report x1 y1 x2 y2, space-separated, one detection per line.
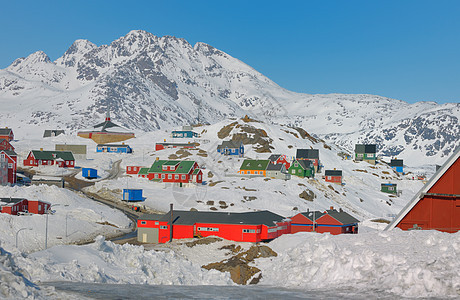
0 30 458 165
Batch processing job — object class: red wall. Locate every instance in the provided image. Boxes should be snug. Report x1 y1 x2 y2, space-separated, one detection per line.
126 166 142 174
326 176 342 183
396 157 460 233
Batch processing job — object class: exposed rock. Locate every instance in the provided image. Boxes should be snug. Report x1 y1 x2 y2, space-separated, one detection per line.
299 189 315 201
185 237 222 247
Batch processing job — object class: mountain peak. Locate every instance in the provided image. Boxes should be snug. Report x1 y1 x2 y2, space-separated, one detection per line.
55 39 97 67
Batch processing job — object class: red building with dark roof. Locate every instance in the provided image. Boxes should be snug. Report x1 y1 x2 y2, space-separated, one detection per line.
0 149 17 184
386 148 460 233
0 198 51 215
325 169 342 184
0 128 14 142
137 210 291 243
291 207 359 235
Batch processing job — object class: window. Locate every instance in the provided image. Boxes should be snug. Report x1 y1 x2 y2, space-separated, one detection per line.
140 221 146 225
291 169 295 174
155 222 159 225
388 187 394 191
38 205 41 211
367 153 374 158
198 175 201 180
168 174 172 179
182 175 186 180
268 228 278 233
327 176 331 180
198 227 219 232
162 166 167 171
298 169 301 173
242 229 256 233
155 174 159 178
160 225 168 229
357 153 363 158
294 162 298 167
8 163 12 169
161 174 165 179
128 167 131 171
0 154 4 159
175 174 179 179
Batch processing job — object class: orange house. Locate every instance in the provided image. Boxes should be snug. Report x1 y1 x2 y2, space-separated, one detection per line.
385 148 460 233
237 159 270 176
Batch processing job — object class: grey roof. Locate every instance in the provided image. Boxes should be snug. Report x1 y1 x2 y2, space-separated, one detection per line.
0 128 12 135
158 142 195 147
390 159 403 167
0 198 26 206
266 163 284 171
355 144 376 153
97 144 131 148
268 154 281 162
326 209 360 224
296 149 319 159
94 120 121 131
0 150 17 157
217 140 242 150
296 159 314 170
325 170 342 176
299 211 325 221
140 210 286 227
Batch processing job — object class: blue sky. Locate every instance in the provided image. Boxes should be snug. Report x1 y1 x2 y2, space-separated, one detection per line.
1 0 459 104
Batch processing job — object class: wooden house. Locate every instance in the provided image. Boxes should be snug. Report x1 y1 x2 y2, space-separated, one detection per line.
296 149 320 172
0 150 17 184
147 160 203 185
268 154 291 169
23 150 75 168
96 144 132 153
138 167 149 178
288 159 315 178
291 208 359 235
155 142 196 151
325 169 342 184
238 159 270 176
217 141 244 157
137 210 290 244
126 166 143 175
77 111 135 144
0 139 14 151
385 148 460 233
172 126 199 138
355 144 377 165
390 159 404 174
266 163 290 180
0 128 14 142
381 183 397 194
123 189 144 201
0 198 51 215
43 130 65 138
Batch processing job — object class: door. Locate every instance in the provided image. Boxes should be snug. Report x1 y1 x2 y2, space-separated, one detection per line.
142 233 147 243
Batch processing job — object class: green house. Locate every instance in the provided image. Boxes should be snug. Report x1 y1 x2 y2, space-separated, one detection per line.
381 183 397 194
355 144 377 165
288 159 315 178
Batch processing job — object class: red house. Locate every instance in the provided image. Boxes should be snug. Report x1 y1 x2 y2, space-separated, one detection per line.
325 169 342 184
155 142 196 151
385 148 460 233
291 207 359 235
126 166 143 175
23 150 75 168
0 139 14 151
268 154 291 169
0 198 51 215
137 210 291 244
0 150 17 184
0 128 14 142
147 160 203 184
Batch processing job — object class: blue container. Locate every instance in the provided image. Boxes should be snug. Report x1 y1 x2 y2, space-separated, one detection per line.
123 189 144 201
82 168 97 179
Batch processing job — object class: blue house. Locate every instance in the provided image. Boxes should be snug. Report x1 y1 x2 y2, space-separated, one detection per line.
96 144 133 154
82 168 97 179
217 140 244 157
390 159 404 174
171 126 199 138
123 189 144 201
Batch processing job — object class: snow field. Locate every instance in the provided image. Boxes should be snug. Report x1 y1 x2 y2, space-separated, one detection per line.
257 229 460 298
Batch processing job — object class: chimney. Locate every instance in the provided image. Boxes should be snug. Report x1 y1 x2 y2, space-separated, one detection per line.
40 148 43 151
105 110 111 121
169 203 173 243
156 157 159 161
339 208 343 212
164 139 166 142
330 206 334 210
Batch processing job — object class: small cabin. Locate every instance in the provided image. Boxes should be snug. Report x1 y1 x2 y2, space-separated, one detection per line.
355 144 377 165
217 141 244 157
325 169 342 184
381 183 397 194
82 168 97 179
97 144 133 154
171 126 199 138
123 189 144 201
390 159 404 174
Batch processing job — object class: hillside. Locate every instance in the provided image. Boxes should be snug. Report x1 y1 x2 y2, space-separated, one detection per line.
0 30 458 166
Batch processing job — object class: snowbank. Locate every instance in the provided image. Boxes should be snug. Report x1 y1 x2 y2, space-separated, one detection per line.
257 229 460 298
17 236 233 286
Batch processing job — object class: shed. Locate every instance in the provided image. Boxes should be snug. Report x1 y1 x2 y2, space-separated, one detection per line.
82 168 97 179
355 144 377 164
43 130 65 138
385 147 460 233
390 159 404 173
381 183 397 194
266 163 290 180
325 169 342 184
123 189 144 201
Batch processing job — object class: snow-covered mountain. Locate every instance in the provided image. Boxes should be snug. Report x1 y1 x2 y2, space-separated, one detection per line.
0 30 458 165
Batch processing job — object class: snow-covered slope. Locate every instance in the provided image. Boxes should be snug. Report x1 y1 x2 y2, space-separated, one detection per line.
0 30 458 165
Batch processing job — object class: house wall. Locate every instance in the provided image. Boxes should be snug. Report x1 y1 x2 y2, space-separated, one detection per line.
28 200 50 214
126 166 142 174
238 170 266 176
325 176 342 183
